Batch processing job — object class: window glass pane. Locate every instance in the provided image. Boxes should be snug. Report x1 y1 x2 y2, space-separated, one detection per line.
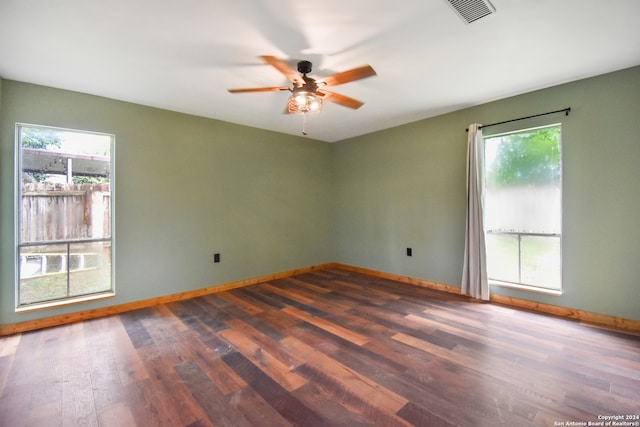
485 126 561 234
20 128 111 242
69 241 112 297
485 233 519 283
484 125 562 291
19 243 69 304
520 235 561 290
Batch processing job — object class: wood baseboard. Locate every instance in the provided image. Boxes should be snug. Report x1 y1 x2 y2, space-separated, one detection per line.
333 263 640 334
2 262 638 336
0 263 335 336
488 294 640 334
331 263 462 295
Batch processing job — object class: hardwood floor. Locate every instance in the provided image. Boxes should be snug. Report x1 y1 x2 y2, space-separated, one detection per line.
0 268 638 426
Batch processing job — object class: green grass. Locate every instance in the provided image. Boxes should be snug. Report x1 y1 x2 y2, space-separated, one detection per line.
19 267 112 305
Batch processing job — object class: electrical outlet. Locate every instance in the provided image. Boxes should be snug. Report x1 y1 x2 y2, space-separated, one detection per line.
214 253 220 263
406 248 412 257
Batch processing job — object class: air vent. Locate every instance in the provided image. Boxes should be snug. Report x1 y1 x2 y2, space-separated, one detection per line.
446 0 496 24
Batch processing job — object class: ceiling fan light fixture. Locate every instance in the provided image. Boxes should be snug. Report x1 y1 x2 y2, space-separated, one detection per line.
287 92 323 114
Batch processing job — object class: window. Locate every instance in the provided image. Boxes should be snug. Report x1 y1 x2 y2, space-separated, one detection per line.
17 124 114 307
484 124 562 293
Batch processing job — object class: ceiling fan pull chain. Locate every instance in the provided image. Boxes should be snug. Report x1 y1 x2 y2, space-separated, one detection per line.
302 112 308 136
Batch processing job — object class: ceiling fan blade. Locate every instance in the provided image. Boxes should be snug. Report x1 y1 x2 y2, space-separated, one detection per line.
318 90 364 109
260 55 301 83
228 86 290 93
317 65 376 87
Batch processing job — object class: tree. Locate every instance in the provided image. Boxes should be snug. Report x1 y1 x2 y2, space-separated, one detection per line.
21 127 62 150
21 127 64 183
486 126 561 187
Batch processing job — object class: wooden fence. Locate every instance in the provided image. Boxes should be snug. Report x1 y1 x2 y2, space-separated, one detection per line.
21 183 111 242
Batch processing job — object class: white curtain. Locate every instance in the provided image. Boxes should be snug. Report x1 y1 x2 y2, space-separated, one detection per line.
461 124 489 300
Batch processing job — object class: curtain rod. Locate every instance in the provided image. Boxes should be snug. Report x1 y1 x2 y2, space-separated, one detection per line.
466 107 571 132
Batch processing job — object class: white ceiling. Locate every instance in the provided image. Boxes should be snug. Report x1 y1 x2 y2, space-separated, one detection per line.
1 0 639 142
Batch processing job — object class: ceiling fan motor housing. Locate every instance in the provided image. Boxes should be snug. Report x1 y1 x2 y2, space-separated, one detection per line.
297 60 313 75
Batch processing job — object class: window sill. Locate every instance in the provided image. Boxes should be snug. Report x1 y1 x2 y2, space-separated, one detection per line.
16 292 115 313
490 280 562 296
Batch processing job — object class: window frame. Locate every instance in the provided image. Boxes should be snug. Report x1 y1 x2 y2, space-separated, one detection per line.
15 123 116 310
482 123 563 295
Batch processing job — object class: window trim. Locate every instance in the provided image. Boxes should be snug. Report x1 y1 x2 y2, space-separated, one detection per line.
15 123 116 310
489 279 563 296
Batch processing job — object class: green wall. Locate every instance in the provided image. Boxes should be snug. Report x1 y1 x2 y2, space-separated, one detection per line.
2 66 639 327
0 81 332 326
333 66 640 321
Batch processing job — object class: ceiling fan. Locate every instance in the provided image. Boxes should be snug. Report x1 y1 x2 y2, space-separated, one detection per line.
228 55 376 115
